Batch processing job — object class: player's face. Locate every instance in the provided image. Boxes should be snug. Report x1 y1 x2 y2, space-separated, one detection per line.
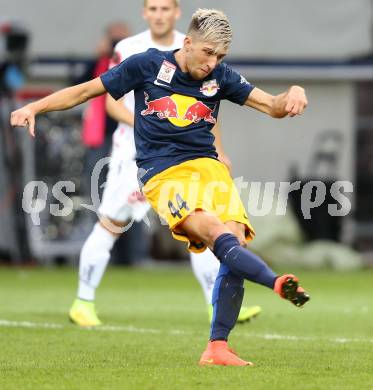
143 0 180 39
185 38 227 80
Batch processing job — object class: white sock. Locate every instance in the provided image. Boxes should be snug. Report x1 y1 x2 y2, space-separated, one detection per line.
190 248 220 304
77 223 117 301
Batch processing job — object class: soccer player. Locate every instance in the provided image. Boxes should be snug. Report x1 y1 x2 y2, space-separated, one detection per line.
70 0 260 327
11 8 310 366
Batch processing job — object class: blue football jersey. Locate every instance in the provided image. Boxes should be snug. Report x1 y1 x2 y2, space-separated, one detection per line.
101 48 254 184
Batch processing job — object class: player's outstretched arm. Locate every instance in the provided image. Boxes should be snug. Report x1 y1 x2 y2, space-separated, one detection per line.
10 77 106 137
244 86 308 118
105 94 135 127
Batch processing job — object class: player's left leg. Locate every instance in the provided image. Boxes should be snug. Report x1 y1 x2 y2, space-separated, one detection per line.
189 249 261 323
207 221 261 345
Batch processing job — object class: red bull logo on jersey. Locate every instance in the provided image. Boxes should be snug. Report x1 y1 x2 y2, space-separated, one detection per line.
141 92 216 127
183 101 216 124
200 79 219 97
141 92 178 119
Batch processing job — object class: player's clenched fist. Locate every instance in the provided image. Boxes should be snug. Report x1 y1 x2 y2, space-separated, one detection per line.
10 105 36 137
285 86 308 117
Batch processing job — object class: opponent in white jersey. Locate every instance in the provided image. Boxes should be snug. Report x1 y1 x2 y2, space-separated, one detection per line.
69 0 261 326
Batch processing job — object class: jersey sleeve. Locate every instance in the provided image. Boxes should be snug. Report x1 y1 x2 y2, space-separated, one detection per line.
221 64 255 105
100 52 145 100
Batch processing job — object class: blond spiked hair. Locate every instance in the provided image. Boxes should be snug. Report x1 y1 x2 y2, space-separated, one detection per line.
188 9 232 50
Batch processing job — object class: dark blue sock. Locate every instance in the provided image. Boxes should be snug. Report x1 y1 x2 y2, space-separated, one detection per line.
213 233 277 289
210 263 244 341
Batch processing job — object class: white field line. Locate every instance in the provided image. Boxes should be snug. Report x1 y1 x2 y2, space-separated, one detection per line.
0 319 63 329
1 319 373 345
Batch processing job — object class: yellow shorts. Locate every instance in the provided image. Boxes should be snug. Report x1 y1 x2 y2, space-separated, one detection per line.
142 157 255 253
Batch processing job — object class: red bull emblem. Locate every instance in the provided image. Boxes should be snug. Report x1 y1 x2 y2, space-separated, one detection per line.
183 101 216 124
200 79 219 97
141 92 216 125
141 92 178 119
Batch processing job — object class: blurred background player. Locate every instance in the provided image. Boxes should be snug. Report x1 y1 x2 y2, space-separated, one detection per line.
69 0 261 327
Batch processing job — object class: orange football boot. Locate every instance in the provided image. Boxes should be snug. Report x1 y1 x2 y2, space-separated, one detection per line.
199 340 254 366
274 274 310 307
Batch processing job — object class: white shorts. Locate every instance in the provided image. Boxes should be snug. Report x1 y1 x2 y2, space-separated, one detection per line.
98 128 150 222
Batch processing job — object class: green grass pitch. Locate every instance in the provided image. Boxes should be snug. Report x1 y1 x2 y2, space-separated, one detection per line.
0 266 372 389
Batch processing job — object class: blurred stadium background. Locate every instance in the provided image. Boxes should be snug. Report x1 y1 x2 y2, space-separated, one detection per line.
1 1 373 388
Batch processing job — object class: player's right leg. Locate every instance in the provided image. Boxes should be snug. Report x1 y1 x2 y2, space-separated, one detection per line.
189 250 261 323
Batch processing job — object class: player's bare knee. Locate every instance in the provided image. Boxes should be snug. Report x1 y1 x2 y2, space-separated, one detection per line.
205 219 232 248
180 211 229 247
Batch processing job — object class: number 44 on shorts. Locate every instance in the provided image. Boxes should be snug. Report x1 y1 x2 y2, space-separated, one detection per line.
168 193 189 219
